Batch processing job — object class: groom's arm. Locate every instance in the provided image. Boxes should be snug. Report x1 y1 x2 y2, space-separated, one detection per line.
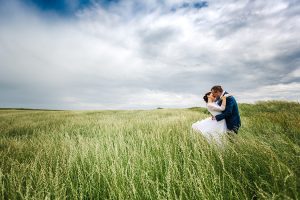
215 97 234 121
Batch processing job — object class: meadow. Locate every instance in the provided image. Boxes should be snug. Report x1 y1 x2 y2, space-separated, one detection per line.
0 101 299 199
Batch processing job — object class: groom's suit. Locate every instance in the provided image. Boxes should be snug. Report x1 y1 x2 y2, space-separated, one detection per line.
215 91 241 134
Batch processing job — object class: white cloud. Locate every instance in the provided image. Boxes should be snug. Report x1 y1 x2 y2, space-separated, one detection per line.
0 0 299 109
237 82 300 103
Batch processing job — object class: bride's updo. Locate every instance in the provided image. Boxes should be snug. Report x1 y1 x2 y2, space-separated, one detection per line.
203 92 211 103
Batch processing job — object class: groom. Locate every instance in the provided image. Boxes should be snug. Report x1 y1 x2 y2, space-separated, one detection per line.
211 85 241 134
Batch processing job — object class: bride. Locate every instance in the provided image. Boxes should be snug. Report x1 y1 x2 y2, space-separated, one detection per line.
192 92 229 144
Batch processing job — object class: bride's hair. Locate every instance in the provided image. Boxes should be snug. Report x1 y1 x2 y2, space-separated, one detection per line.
203 92 211 103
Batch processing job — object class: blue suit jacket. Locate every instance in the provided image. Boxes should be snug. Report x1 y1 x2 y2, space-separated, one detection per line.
215 92 241 132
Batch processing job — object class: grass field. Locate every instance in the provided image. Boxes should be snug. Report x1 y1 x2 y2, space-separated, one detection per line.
0 101 299 199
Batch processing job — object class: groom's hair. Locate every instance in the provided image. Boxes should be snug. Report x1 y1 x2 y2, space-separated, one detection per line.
211 85 223 92
203 92 211 103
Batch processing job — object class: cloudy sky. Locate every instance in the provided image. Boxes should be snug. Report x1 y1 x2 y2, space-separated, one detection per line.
0 0 299 110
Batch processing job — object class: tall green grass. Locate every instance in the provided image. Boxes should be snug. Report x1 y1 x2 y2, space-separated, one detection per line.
0 101 299 199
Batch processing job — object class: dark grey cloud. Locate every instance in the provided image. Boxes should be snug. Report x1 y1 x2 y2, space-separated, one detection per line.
0 0 299 110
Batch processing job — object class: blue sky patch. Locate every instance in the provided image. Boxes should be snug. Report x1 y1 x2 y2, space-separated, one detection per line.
26 0 119 16
171 1 208 12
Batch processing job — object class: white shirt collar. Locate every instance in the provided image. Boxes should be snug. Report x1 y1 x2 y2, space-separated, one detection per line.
221 91 226 97
215 91 226 103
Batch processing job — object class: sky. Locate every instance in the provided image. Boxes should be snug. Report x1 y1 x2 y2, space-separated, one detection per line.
0 0 299 110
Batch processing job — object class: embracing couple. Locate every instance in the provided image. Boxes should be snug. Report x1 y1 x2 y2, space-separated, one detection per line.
192 85 241 144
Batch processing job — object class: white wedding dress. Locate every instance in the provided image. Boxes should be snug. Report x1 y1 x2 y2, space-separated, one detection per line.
192 102 227 144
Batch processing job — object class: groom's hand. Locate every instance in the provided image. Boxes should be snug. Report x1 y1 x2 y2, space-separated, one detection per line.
211 115 216 120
